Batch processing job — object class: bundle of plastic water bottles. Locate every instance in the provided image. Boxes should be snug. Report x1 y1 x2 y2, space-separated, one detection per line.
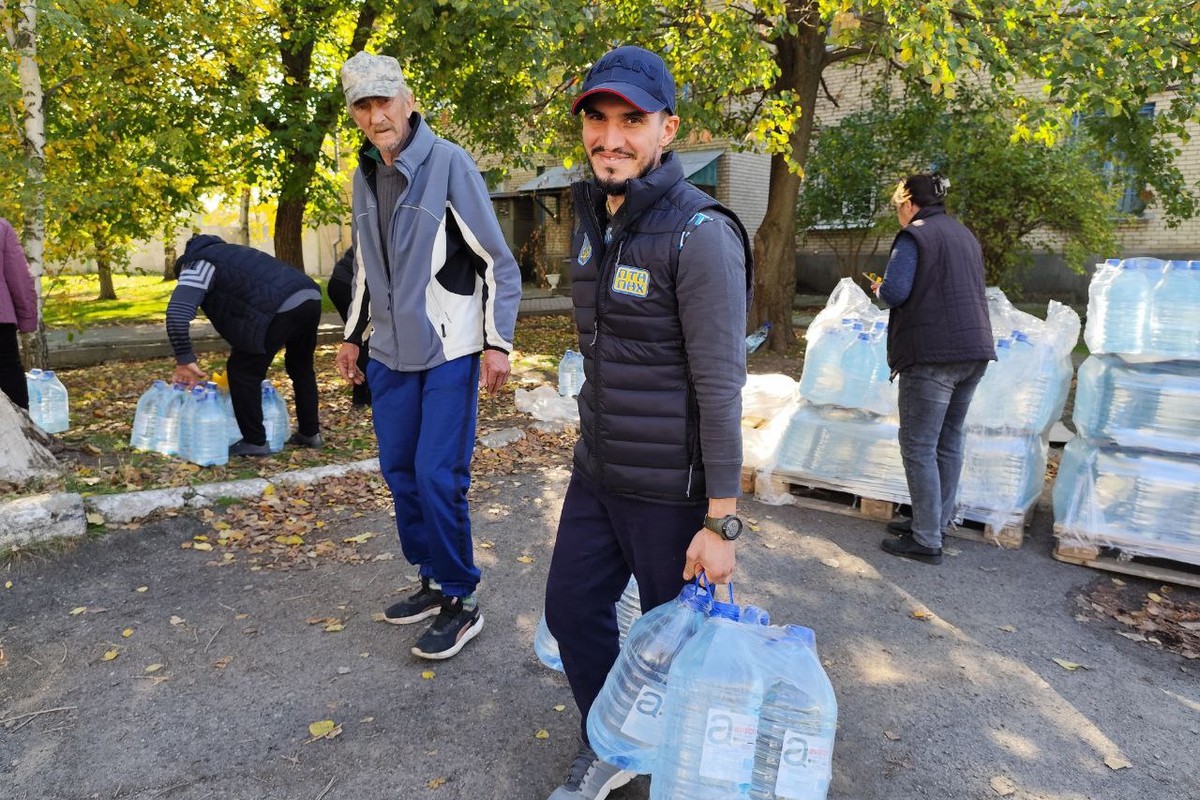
1054 257 1200 565
129 378 290 466
534 577 641 672
770 280 1079 529
24 368 71 434
587 580 837 800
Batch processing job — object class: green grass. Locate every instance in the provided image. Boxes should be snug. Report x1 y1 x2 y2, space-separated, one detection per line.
41 273 337 329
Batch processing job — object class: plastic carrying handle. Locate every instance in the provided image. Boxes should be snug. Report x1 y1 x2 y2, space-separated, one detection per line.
695 570 739 620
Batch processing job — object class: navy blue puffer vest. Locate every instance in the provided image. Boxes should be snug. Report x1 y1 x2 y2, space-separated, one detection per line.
886 206 995 373
569 153 752 503
175 235 318 355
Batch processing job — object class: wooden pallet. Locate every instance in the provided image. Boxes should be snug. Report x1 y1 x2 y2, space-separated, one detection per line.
761 473 1027 549
1052 525 1200 589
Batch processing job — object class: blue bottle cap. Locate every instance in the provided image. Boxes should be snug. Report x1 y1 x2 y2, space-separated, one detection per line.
783 625 816 648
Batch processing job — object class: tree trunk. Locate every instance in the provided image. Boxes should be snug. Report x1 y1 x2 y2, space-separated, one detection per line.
751 13 828 353
162 225 177 280
96 253 116 301
238 187 251 245
273 193 307 270
5 0 48 368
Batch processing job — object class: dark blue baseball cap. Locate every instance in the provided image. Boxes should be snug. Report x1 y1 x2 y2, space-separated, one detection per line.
571 45 676 115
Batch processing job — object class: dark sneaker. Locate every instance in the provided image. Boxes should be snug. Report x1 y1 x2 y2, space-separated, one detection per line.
286 431 325 449
411 596 483 660
383 578 445 624
887 518 913 536
881 535 943 565
546 742 635 800
228 439 272 457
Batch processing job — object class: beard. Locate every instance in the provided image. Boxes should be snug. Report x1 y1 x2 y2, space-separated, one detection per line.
589 150 655 196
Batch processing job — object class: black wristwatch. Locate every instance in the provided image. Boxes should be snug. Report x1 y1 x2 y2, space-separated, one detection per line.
703 514 744 541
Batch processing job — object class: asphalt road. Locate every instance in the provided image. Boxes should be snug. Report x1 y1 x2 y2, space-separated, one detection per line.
2 461 1198 800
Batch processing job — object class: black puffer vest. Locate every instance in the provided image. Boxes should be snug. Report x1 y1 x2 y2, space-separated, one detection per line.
175 235 318 355
886 206 995 373
569 153 752 503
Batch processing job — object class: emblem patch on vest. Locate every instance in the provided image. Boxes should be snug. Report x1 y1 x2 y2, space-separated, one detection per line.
611 265 649 298
578 234 593 265
910 219 925 227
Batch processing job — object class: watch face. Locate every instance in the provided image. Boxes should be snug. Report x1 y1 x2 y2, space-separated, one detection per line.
722 516 743 540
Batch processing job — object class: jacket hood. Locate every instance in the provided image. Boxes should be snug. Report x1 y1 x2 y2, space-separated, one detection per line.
174 234 226 276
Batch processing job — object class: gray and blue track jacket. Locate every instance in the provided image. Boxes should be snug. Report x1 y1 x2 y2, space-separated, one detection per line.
344 113 521 371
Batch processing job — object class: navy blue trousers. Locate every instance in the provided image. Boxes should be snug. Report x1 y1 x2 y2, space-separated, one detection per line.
368 355 481 597
545 469 705 741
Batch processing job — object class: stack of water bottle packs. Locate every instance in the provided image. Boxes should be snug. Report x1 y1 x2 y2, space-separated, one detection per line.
129 379 291 467
1054 258 1200 566
768 279 1079 530
587 580 837 800
24 368 71 434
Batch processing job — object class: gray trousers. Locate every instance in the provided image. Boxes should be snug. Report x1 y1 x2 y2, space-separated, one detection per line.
897 360 989 548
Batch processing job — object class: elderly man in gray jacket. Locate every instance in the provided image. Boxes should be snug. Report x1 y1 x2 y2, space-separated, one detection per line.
335 52 522 661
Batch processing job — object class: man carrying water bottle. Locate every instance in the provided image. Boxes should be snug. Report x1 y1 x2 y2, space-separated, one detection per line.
543 45 753 800
871 174 995 564
165 234 324 457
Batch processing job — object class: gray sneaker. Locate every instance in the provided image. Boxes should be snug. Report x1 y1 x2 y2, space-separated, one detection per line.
547 743 635 800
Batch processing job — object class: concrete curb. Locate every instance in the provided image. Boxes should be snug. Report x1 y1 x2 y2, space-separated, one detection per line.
0 457 383 550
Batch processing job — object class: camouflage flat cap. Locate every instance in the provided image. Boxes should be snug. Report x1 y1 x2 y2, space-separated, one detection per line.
341 51 407 105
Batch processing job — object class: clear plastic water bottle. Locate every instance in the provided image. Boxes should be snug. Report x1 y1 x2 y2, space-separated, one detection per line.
799 320 851 407
130 381 168 451
1086 258 1156 354
746 322 771 354
558 349 585 397
39 370 70 433
587 582 714 774
535 577 642 673
218 388 240 445
177 385 205 463
1148 260 1200 359
749 626 838 800
837 333 877 410
534 612 563 672
261 381 288 452
24 368 44 427
153 384 187 456
190 389 230 467
651 598 764 800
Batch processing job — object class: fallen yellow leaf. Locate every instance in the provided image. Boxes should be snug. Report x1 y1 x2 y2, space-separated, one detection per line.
274 534 304 546
135 586 149 593
102 648 119 661
422 670 436 679
535 729 550 739
122 628 134 638
1104 754 1132 771
86 512 105 526
145 663 163 673
324 623 345 633
4 580 11 589
263 484 276 496
910 608 933 621
213 521 231 530
998 624 1017 633
553 704 566 712
516 555 534 564
169 615 185 626
478 540 495 549
70 606 88 616
1052 657 1087 671
343 532 376 545
883 730 901 741
427 777 447 789
1148 592 1163 603
308 719 336 738
193 542 214 552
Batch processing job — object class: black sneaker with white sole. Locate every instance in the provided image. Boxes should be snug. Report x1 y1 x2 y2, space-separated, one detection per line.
411 596 483 660
383 578 445 625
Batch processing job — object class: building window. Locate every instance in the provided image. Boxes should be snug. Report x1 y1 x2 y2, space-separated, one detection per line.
1073 102 1155 217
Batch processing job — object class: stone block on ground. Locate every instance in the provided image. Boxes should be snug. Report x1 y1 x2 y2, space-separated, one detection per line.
0 493 86 549
0 395 62 487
